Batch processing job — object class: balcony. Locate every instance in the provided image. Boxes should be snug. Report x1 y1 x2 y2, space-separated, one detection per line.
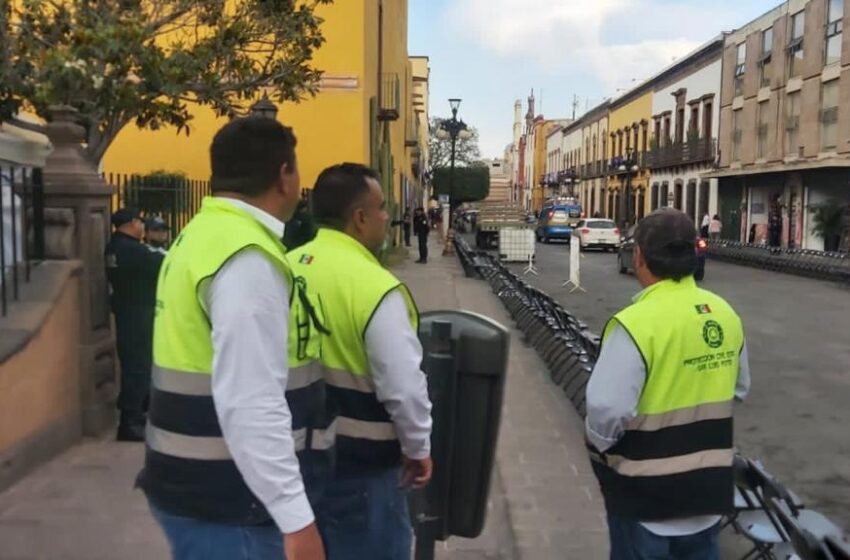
645 138 717 170
608 153 645 175
405 112 419 147
378 73 400 122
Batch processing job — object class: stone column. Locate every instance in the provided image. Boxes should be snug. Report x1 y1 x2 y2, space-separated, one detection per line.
42 106 116 436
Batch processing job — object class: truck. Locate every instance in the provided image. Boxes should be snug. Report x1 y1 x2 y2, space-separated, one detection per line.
473 202 531 251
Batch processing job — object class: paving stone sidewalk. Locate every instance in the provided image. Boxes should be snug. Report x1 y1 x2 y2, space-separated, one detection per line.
0 237 609 560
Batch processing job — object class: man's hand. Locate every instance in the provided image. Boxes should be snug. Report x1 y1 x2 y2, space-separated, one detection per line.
401 455 433 489
284 522 325 560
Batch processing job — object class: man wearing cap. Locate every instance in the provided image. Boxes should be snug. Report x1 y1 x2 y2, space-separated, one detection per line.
105 208 166 441
145 216 170 255
585 208 751 560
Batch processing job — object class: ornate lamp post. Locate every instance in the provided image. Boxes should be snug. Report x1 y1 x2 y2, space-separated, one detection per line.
250 94 279 120
435 98 472 227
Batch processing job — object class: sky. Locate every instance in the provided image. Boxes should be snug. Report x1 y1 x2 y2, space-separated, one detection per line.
408 0 782 159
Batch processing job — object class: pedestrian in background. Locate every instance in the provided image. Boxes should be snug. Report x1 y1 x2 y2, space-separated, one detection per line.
402 207 412 247
709 214 722 241
586 208 750 560
701 213 711 238
145 216 170 255
105 208 165 442
414 207 430 263
289 163 433 560
284 194 318 250
138 117 326 560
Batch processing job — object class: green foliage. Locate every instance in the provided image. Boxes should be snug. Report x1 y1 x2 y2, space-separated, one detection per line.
0 0 332 162
810 198 849 239
432 166 490 203
428 116 481 169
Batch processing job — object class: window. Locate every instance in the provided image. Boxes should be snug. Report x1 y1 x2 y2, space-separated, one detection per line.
757 102 769 159
676 107 685 143
785 91 801 156
826 0 843 66
689 106 700 138
732 109 742 161
663 115 672 146
654 119 661 146
821 80 839 151
760 28 773 88
734 43 746 97
641 125 648 154
704 101 714 140
788 11 805 77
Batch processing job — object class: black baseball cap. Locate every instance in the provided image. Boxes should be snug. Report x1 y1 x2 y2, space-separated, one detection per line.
111 208 141 228
145 216 170 231
634 208 697 259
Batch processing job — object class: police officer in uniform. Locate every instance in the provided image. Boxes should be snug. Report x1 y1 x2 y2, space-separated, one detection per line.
105 208 165 442
586 208 750 559
138 118 327 560
145 216 170 255
289 163 433 560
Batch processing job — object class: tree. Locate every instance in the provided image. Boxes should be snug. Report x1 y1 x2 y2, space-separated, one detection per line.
0 0 332 163
810 198 849 252
432 166 490 203
428 116 481 169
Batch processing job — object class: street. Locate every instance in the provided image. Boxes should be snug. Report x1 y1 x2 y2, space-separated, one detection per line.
501 239 850 530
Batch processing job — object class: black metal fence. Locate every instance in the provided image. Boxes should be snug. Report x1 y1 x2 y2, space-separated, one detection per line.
453 236 849 558
707 240 850 284
105 173 211 236
0 165 45 317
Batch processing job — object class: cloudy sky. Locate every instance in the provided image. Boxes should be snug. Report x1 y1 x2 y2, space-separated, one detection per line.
409 0 781 159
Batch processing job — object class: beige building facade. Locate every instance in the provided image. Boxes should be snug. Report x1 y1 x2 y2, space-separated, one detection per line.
711 0 850 251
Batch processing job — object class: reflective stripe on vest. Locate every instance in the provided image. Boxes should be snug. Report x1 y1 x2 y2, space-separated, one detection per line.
591 277 743 520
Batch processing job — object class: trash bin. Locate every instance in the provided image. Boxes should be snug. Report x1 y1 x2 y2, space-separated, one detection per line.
412 311 510 559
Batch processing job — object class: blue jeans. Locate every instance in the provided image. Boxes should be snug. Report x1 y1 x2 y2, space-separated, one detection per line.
315 468 412 560
607 515 720 560
150 503 284 560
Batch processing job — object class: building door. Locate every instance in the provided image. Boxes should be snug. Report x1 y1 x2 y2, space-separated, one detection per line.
637 190 646 220
651 183 659 210
698 181 710 220
788 191 798 248
718 180 743 241
674 182 683 210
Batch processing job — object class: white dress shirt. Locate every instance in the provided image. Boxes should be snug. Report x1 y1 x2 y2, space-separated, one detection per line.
204 197 314 534
586 322 751 537
364 289 433 460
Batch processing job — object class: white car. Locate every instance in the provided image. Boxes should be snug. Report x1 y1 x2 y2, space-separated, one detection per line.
572 219 621 252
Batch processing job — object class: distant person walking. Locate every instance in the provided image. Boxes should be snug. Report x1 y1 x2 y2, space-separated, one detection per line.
709 214 722 241
413 207 430 263
701 213 711 238
402 208 412 247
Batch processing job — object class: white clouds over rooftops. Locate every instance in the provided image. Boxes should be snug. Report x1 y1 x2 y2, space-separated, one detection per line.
446 0 737 92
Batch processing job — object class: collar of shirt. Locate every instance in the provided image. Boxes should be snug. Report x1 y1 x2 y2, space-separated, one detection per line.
216 197 286 239
631 276 697 303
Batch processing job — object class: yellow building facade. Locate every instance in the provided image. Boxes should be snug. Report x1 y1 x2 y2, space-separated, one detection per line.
606 91 653 224
103 0 425 218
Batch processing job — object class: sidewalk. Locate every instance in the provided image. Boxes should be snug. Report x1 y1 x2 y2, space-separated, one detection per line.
0 236 608 559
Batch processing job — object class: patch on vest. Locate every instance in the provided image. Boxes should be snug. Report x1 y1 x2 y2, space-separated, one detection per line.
695 304 712 315
299 254 314 265
702 320 724 349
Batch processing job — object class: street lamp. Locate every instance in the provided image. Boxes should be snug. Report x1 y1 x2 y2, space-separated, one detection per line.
435 98 471 226
250 93 279 120
619 149 641 227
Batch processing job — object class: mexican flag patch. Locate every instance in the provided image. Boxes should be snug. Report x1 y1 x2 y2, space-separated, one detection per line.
695 304 712 315
299 254 314 265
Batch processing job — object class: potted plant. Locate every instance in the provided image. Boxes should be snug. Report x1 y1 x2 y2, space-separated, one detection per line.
810 198 849 252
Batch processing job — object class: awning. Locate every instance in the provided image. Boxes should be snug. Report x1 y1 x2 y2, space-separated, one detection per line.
703 158 850 179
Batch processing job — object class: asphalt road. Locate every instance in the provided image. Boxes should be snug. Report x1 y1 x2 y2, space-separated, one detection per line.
495 238 850 531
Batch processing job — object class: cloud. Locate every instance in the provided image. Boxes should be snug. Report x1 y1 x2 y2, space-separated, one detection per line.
447 0 727 94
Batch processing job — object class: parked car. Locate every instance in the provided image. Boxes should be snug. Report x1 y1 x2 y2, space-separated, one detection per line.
536 202 583 243
572 219 621 251
618 226 707 281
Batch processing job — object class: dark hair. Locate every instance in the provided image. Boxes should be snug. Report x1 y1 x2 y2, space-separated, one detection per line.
210 117 297 196
312 163 380 229
634 208 697 281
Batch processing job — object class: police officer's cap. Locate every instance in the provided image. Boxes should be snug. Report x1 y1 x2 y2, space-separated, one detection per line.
145 216 170 231
111 208 141 228
634 208 697 258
